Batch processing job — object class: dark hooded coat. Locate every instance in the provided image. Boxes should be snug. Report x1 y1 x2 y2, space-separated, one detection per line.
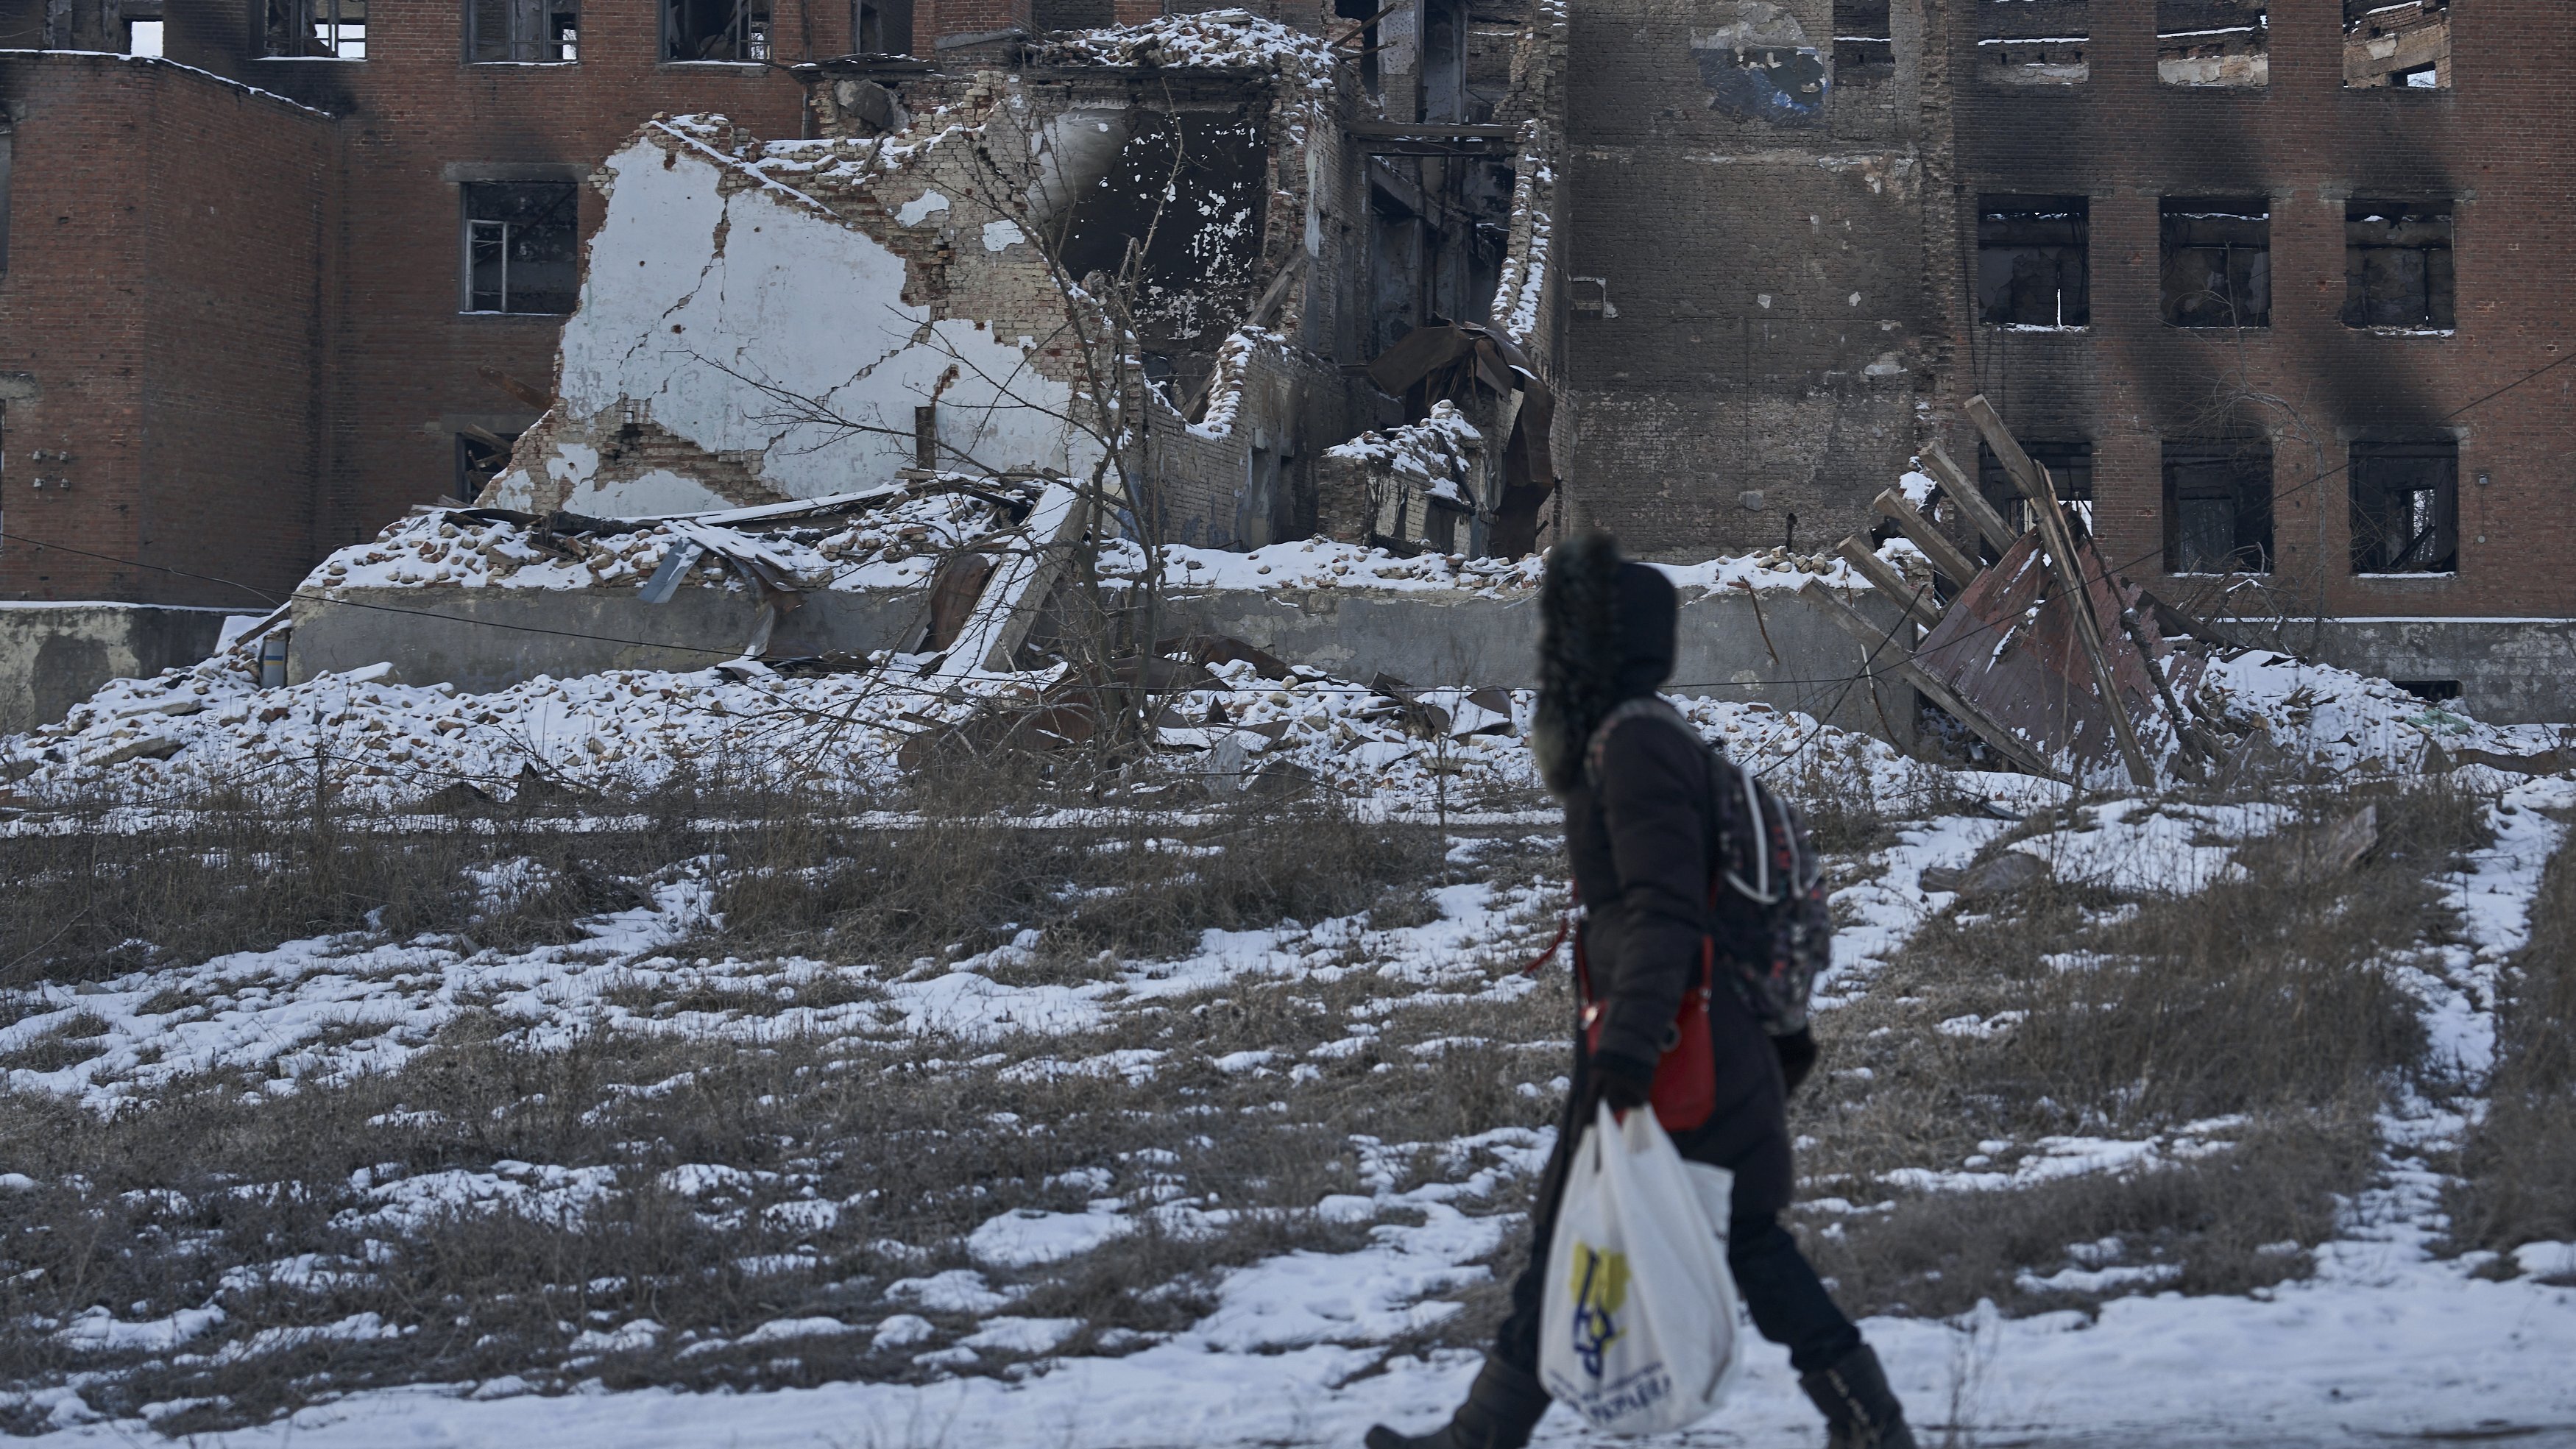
1533 534 1794 1219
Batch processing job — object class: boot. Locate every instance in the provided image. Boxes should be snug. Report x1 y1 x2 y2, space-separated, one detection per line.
1799 1343 1919 1449
1364 1356 1551 1449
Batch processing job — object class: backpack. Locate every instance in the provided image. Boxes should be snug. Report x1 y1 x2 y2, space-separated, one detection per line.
1585 698 1831 1038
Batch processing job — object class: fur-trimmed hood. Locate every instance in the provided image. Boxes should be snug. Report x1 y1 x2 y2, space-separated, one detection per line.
1530 534 1677 795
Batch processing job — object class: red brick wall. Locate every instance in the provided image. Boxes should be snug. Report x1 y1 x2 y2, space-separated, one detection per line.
1938 0 2576 621
0 55 339 606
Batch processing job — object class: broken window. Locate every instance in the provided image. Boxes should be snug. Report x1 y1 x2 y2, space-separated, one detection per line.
2349 440 2457 573
462 182 579 315
471 0 579 61
664 0 768 62
2345 0 2447 88
1043 108 1270 356
1422 0 1466 122
1978 439 2093 545
127 17 164 54
455 426 524 503
2160 197 2270 328
263 0 366 57
2159 0 2265 86
852 0 912 52
1978 195 2088 328
2164 441 2274 574
2343 200 2452 330
1978 0 2087 85
1833 0 1894 77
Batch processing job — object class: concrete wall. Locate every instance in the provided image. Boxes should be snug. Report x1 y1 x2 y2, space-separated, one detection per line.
2264 617 2576 727
286 580 1919 743
0 603 235 733
284 587 936 693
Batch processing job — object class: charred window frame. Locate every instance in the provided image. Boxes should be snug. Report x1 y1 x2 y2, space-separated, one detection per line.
2160 196 2270 328
664 0 770 62
1977 0 2087 85
2343 200 2452 330
461 182 580 316
2345 0 2448 88
262 0 367 57
2164 440 2274 574
470 0 580 62
1833 0 1895 77
1978 440 2093 552
1978 195 2089 329
2158 0 2266 87
2349 440 2457 574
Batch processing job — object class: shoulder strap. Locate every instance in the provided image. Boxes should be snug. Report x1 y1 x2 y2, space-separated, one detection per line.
1581 695 1697 787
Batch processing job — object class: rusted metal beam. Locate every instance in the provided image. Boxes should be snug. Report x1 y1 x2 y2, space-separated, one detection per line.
1919 439 2017 554
1795 581 2064 781
1871 487 1980 589
1835 535 1942 631
1965 394 2155 788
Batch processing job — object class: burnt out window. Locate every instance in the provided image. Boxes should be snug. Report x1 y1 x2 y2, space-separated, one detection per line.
2350 440 2457 573
2344 200 2452 330
1978 196 2088 328
665 0 770 61
2159 0 2266 86
2161 197 2270 328
455 427 525 503
853 0 913 52
2164 441 2274 574
1047 110 1270 356
471 0 580 61
263 0 366 57
1978 0 2087 85
2346 0 2447 88
1978 439 2093 543
463 183 579 315
1833 0 1894 75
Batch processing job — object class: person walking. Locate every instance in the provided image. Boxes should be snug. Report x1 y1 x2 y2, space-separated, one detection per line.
1365 533 1916 1449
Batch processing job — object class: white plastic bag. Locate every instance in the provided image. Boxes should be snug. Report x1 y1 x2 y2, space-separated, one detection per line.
1538 1102 1744 1435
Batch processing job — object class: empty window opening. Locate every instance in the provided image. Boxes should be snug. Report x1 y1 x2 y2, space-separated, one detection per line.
1978 440 2093 550
1422 0 1466 122
2161 197 2270 328
473 0 579 61
2165 441 2274 574
1834 0 1895 75
463 182 579 315
1335 0 1383 102
2350 440 2457 574
264 0 366 56
2344 200 2452 330
2391 679 2460 702
1978 0 2087 85
665 0 769 61
126 17 164 54
852 0 913 52
455 427 525 503
2159 0 2265 86
1978 195 2088 328
2346 0 2447 88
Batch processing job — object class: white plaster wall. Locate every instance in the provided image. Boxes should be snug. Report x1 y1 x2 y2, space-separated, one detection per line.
491 131 1100 516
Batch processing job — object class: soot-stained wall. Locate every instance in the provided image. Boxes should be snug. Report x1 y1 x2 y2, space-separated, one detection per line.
1560 0 1936 560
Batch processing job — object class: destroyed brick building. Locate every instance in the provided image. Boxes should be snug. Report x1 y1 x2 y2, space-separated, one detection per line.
2 0 2572 723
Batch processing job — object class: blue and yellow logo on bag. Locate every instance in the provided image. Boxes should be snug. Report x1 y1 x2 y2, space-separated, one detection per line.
1565 1240 1630 1379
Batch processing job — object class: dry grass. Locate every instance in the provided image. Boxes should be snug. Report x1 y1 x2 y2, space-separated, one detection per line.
1790 778 2487 1317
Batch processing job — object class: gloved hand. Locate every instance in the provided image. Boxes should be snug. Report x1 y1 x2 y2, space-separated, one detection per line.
1774 1027 1819 1094
1591 1050 1656 1114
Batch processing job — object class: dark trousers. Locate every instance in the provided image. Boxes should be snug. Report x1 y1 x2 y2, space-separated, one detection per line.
1491 1119 1862 1381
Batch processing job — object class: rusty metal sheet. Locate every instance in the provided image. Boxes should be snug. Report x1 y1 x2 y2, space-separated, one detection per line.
1913 532 2206 774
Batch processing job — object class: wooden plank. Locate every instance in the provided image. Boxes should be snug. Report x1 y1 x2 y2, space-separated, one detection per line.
1795 581 2064 781
1965 394 2156 788
1920 439 2017 553
1871 487 1980 588
1834 536 1942 631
